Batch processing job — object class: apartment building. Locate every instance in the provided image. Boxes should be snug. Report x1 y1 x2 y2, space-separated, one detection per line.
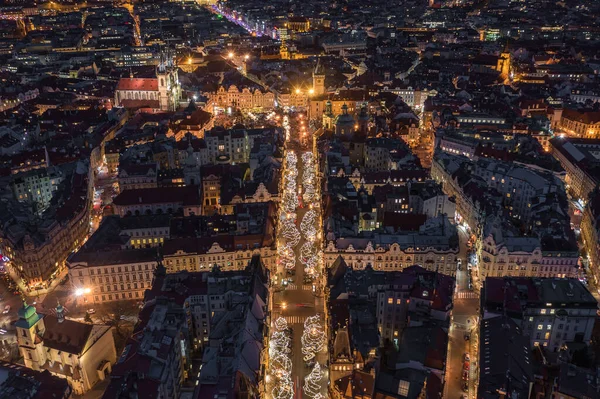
208 85 275 111
581 190 600 285
1 161 93 288
558 108 600 138
112 186 202 217
432 151 578 280
117 163 159 191
324 216 460 277
482 277 597 352
103 257 268 399
67 204 276 304
550 137 600 201
10 166 63 210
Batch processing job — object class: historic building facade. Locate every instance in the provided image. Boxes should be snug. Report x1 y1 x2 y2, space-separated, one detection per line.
114 53 181 111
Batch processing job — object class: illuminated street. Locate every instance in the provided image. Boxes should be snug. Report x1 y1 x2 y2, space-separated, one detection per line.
266 112 328 399
445 226 480 399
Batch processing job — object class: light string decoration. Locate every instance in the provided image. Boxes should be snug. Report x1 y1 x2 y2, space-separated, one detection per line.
269 317 294 399
281 220 301 248
277 243 296 270
300 209 318 241
302 152 317 203
301 314 326 361
303 362 324 398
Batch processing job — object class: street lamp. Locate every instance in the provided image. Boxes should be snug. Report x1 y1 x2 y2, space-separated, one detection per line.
295 88 301 94
228 52 234 59
244 54 250 60
75 288 91 296
308 88 314 95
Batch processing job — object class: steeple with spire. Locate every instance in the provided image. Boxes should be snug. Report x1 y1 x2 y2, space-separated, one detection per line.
56 299 64 323
183 137 200 186
313 58 325 96
156 47 181 111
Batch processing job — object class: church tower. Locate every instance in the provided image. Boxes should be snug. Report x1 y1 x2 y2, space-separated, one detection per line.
335 103 356 137
497 45 511 79
15 300 45 371
323 100 335 130
357 103 369 134
156 48 181 111
183 141 201 186
280 40 290 60
313 59 325 96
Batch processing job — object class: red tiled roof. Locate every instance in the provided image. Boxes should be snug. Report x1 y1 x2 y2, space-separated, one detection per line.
117 78 159 91
42 315 94 354
120 99 160 110
562 108 600 125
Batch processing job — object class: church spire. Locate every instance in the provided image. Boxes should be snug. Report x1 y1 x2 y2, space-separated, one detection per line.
56 299 64 323
157 48 166 74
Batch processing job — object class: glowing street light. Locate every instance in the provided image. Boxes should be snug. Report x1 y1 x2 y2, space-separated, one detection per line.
75 287 91 296
228 52 234 59
295 88 301 94
308 88 314 95
244 54 250 60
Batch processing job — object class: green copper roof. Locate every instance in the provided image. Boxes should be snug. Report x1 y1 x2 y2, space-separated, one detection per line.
15 301 42 329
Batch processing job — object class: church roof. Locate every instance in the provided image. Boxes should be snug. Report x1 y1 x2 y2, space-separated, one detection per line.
119 99 160 110
42 315 94 354
117 78 159 92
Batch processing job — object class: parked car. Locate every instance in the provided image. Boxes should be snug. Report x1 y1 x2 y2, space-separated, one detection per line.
86 308 96 314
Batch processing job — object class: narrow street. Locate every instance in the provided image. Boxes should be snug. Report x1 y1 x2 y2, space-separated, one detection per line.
445 226 480 399
266 112 328 399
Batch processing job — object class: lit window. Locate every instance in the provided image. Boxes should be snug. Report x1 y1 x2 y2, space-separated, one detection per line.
396 299 401 305
387 298 393 304
540 309 547 315
398 380 410 397
537 325 543 330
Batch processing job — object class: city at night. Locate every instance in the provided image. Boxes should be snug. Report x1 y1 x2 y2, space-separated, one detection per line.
0 0 600 398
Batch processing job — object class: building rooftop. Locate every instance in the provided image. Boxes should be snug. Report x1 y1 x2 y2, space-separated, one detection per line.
483 277 597 317
478 316 532 399
0 361 71 399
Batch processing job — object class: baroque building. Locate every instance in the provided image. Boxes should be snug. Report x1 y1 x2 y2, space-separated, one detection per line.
16 301 117 395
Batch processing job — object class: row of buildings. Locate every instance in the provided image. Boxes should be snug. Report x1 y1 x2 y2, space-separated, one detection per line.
102 256 269 399
67 202 277 305
431 151 578 280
